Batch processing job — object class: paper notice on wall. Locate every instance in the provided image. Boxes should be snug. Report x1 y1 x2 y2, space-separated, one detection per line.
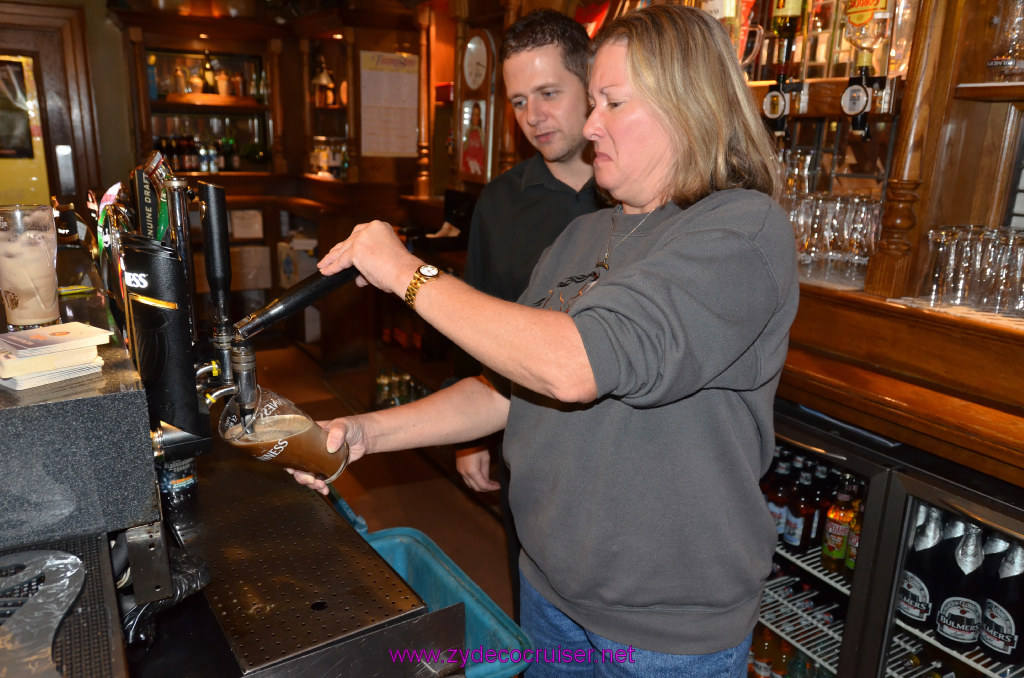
359 51 418 158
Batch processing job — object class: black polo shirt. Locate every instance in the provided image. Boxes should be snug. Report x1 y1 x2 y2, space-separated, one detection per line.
463 153 603 303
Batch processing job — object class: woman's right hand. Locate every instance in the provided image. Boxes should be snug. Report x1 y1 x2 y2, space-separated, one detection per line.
317 220 421 297
286 415 368 495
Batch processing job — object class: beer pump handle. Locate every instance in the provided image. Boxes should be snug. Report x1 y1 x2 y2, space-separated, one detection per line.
233 268 360 342
197 181 232 326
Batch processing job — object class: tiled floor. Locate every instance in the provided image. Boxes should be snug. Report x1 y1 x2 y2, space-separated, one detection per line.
253 341 516 620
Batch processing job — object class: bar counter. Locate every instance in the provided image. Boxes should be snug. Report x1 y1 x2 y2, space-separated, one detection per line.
0 251 467 677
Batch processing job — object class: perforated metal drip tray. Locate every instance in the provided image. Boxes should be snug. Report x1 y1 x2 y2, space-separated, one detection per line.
180 451 429 674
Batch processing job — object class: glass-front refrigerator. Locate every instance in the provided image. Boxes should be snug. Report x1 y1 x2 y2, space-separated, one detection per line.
754 399 903 678
876 446 1024 678
758 399 1024 678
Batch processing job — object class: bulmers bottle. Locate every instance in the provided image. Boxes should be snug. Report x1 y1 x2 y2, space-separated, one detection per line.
980 540 1024 663
983 530 1011 581
897 505 944 628
934 522 985 651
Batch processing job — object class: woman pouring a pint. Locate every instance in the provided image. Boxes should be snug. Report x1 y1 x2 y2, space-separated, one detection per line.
292 6 799 675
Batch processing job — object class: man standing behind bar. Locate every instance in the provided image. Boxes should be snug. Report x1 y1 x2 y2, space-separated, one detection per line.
454 9 602 619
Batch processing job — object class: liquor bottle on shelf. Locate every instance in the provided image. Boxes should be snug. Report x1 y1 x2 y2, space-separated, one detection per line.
805 0 837 77
783 467 821 551
988 0 1024 82
886 0 916 77
201 50 218 94
897 504 944 629
838 0 892 139
821 473 858 573
934 522 985 652
766 457 794 536
843 0 891 74
980 540 1024 663
771 0 806 78
312 53 337 108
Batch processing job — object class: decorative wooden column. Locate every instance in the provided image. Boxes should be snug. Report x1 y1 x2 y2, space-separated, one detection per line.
268 38 287 174
497 0 522 175
451 0 468 187
415 3 432 198
864 0 947 298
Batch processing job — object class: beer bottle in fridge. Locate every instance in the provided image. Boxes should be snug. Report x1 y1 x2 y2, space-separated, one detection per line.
751 624 776 678
934 522 984 651
783 469 820 551
983 530 1011 581
770 640 794 678
980 540 1024 663
897 505 944 628
936 514 967 564
821 473 857 573
766 458 793 537
843 495 865 582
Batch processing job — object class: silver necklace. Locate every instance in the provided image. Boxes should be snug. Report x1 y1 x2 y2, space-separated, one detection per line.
596 206 656 270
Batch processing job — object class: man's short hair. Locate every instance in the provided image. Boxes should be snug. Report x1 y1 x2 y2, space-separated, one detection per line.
500 9 590 85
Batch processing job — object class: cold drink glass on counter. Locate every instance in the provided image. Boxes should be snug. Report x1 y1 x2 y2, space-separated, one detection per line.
0 204 61 332
219 387 349 483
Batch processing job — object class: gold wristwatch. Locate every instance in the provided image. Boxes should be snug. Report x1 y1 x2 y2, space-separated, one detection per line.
404 264 440 309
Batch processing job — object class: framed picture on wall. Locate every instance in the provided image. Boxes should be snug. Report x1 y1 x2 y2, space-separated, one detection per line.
457 29 496 184
0 59 33 159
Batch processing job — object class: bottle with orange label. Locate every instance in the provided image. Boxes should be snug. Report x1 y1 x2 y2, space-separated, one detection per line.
821 474 858 573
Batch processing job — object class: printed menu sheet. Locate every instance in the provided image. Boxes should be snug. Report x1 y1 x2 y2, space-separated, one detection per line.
360 51 418 158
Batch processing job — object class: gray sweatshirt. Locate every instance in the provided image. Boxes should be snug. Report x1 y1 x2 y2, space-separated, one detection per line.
504 189 799 654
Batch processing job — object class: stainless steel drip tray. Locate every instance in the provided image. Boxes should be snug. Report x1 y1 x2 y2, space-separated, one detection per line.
175 450 459 676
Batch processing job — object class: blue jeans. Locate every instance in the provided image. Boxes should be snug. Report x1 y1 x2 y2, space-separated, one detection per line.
519 572 751 677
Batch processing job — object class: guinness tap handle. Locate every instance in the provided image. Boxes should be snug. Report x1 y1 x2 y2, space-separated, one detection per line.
234 268 359 342
198 181 232 325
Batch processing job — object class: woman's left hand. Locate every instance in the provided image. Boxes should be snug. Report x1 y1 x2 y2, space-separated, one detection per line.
318 220 420 294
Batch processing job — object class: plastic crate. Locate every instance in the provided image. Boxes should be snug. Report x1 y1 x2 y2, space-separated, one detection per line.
329 492 529 678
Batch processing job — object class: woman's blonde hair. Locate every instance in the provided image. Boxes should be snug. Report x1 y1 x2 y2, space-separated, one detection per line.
593 4 781 205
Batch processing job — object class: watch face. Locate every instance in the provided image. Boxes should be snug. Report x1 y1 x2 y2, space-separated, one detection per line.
463 36 488 91
420 264 439 277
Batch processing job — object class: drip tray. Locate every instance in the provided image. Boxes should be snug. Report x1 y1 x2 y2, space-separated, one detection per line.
170 450 463 676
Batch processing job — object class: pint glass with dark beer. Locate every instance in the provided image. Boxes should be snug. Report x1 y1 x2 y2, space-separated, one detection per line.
219 387 349 482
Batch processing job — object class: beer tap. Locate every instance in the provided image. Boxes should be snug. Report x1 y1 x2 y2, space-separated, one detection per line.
203 264 360 431
196 181 233 389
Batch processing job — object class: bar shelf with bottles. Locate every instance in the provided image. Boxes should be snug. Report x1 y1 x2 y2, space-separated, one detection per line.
146 48 272 174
